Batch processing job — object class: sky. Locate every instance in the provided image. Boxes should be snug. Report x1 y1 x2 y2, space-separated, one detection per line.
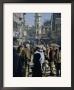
24 13 51 26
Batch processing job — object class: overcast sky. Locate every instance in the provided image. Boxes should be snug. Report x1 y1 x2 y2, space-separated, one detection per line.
24 13 51 26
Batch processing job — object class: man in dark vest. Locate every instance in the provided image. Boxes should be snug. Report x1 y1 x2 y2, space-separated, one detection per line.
32 47 42 77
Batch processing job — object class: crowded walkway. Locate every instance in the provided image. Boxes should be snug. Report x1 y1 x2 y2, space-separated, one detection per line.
13 43 61 77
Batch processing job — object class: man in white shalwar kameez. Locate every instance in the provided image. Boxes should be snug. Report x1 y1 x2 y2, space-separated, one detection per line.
39 49 45 70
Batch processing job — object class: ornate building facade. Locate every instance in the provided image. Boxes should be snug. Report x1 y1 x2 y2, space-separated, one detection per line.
13 13 27 45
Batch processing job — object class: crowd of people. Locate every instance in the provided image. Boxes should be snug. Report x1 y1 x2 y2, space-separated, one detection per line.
13 42 61 77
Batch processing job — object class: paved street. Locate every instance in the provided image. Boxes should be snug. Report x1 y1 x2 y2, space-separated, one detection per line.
25 61 57 77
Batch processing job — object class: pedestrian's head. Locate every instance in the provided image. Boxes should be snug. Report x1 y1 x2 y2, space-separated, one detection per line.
21 49 25 56
39 48 43 52
59 46 61 51
50 47 53 51
17 45 22 53
34 47 40 52
55 48 58 52
24 44 27 48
